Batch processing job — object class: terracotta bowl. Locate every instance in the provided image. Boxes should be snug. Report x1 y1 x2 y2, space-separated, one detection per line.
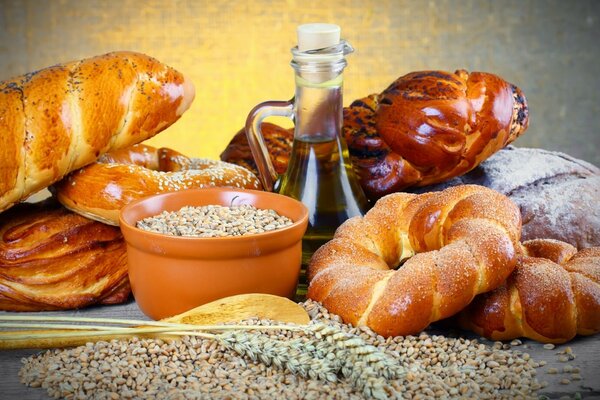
119 188 308 320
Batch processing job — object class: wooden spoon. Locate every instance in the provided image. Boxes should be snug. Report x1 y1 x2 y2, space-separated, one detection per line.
163 293 310 325
0 293 310 350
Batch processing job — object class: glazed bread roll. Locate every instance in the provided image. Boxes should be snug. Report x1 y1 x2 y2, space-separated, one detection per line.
54 145 261 225
220 122 294 176
0 51 195 213
344 70 528 199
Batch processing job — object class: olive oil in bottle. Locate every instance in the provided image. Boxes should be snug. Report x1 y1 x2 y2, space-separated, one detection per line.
245 23 369 282
276 135 369 264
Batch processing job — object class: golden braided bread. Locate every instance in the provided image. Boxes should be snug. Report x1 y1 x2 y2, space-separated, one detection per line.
343 70 528 199
221 70 529 200
307 185 522 337
458 239 600 343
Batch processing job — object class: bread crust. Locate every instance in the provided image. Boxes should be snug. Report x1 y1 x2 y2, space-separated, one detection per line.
0 51 195 213
413 146 600 248
345 70 528 199
458 239 600 343
0 199 129 311
54 145 261 225
307 185 522 337
220 122 293 176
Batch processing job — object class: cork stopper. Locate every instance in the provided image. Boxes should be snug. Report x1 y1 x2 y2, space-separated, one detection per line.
297 23 341 52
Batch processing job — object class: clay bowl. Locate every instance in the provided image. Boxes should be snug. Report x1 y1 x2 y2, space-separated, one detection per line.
119 188 308 320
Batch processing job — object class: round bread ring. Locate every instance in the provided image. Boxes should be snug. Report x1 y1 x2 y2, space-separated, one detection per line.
53 144 261 226
307 185 522 337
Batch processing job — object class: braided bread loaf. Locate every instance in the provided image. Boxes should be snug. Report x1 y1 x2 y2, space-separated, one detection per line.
345 70 528 199
307 185 522 337
0 51 195 213
53 145 261 225
221 70 528 200
220 122 293 176
458 239 600 343
0 199 129 311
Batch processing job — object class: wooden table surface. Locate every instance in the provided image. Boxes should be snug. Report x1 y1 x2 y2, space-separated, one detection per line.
1 299 599 400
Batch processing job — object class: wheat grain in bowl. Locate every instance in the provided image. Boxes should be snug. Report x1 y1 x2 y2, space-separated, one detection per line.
136 204 293 237
118 188 309 320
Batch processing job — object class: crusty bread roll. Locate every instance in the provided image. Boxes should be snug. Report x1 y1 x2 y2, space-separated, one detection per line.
54 145 261 225
0 199 129 311
307 185 522 337
344 70 528 199
412 146 600 249
0 51 195 213
458 239 600 343
220 70 528 200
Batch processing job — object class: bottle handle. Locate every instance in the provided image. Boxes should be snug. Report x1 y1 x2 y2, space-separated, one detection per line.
245 99 294 192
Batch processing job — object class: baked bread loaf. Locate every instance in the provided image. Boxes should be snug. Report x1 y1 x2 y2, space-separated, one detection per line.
0 51 195 213
53 145 261 225
307 185 522 337
0 199 129 311
221 70 528 200
344 70 528 198
458 239 600 343
220 122 293 176
412 146 600 249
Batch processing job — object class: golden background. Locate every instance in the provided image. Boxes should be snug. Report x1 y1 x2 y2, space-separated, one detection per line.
1 0 599 164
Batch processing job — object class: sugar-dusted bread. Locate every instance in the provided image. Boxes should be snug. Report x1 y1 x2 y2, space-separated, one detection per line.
458 239 600 343
0 51 195 212
412 146 600 249
307 185 522 337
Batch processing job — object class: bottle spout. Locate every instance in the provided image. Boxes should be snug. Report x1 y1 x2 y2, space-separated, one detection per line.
292 23 352 62
297 23 341 52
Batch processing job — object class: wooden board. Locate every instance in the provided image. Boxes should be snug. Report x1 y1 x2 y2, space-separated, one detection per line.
0 299 599 399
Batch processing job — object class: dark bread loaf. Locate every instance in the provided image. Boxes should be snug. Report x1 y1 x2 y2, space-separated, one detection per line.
412 146 600 249
220 122 293 176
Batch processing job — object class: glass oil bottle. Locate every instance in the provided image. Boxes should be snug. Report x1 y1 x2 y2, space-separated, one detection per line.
245 23 369 267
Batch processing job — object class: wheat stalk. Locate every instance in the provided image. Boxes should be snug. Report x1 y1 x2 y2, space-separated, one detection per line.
0 315 403 399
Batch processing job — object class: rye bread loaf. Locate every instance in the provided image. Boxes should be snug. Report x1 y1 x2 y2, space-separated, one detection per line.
411 146 600 249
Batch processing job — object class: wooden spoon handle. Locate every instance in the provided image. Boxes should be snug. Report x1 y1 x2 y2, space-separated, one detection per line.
0 329 125 350
0 328 182 350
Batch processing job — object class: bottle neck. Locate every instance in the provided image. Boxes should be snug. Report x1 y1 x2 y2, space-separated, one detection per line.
291 59 346 142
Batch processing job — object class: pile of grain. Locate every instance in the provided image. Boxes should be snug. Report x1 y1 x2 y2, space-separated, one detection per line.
20 300 543 399
136 204 293 237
